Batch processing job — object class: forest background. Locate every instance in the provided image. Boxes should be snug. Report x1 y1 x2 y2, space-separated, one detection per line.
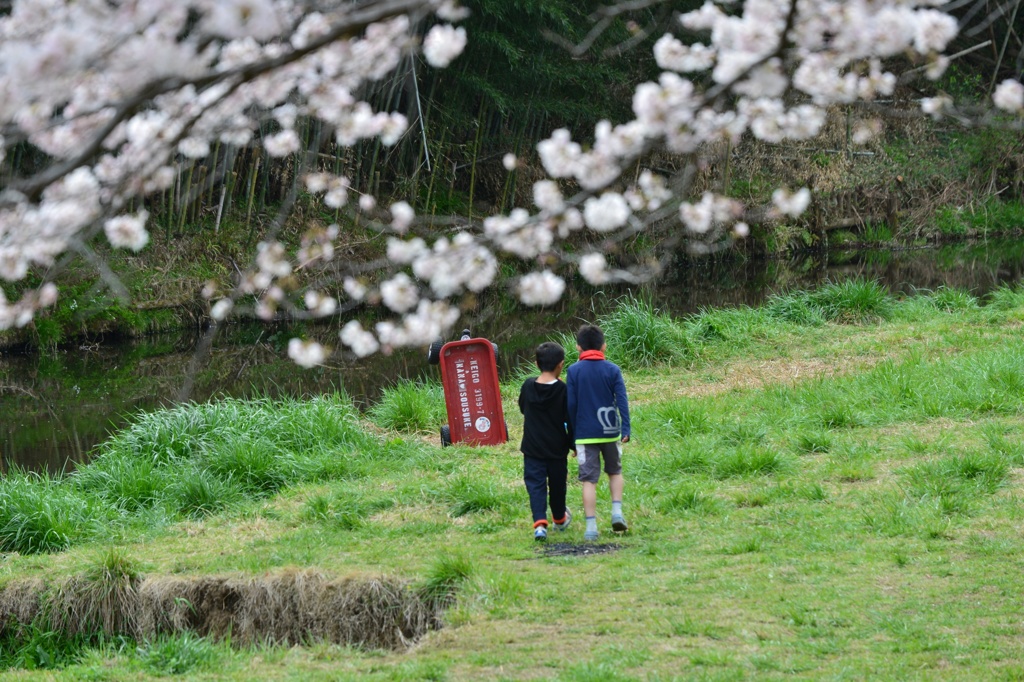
0 0 1022 347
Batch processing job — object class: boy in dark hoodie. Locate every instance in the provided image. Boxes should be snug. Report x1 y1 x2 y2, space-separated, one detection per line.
518 341 574 541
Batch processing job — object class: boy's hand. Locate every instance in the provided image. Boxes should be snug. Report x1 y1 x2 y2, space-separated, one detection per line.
621 435 630 443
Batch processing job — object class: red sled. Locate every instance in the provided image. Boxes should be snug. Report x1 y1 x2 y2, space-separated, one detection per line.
427 330 507 447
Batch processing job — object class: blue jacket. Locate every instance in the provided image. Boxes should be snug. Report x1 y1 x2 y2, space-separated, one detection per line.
566 357 630 442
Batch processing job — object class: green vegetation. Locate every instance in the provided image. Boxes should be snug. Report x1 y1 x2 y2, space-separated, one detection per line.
368 379 446 432
936 198 1024 237
6 285 1024 678
0 395 384 554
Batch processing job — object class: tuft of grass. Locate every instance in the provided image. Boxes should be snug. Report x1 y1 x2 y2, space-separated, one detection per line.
595 297 692 370
658 485 721 515
302 489 394 530
985 283 1024 311
712 447 787 479
929 287 979 312
794 430 832 454
420 554 473 607
44 548 142 638
685 306 773 344
717 421 768 446
369 380 446 432
901 452 1009 504
0 471 105 554
862 493 940 537
73 456 167 513
767 280 893 325
137 632 220 676
724 536 763 555
166 466 244 519
201 437 296 495
808 279 894 323
637 400 711 438
764 293 827 326
0 627 98 671
981 425 1024 465
447 477 516 517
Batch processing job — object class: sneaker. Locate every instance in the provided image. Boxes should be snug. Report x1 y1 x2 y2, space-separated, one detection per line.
583 529 599 542
534 527 547 541
611 514 628 532
554 509 572 531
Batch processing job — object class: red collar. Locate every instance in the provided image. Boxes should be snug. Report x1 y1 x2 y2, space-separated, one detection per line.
579 350 605 361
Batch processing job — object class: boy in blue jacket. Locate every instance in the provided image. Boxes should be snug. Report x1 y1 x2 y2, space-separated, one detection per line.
566 324 630 541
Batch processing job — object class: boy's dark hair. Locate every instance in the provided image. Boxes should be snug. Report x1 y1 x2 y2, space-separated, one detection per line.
535 342 565 372
576 324 605 351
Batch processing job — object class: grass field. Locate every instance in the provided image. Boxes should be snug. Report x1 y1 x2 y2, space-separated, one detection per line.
3 283 1024 680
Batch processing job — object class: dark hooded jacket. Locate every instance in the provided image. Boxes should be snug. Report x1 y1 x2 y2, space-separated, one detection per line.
518 377 574 460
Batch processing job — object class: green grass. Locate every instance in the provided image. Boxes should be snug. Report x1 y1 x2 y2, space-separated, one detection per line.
137 632 222 676
368 379 446 432
565 297 692 370
935 198 1024 237
7 284 1024 678
0 395 388 554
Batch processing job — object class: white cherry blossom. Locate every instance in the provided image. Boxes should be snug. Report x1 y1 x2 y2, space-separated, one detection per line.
579 253 610 285
104 212 150 251
423 24 467 68
518 271 565 306
287 338 328 368
340 320 380 357
380 272 419 313
993 80 1024 113
772 188 812 218
583 193 631 233
390 201 415 233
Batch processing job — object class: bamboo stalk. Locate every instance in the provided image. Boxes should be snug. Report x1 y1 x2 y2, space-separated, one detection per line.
177 162 194 236
246 154 261 230
467 101 486 222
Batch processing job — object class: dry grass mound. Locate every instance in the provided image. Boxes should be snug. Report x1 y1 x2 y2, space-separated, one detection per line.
0 567 443 651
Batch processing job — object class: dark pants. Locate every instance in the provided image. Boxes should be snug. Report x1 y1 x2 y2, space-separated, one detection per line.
524 456 568 525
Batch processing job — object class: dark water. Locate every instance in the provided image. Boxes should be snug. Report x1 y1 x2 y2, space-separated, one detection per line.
4 240 1024 473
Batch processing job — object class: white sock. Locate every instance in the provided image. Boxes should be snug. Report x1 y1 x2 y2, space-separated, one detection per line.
586 517 598 533
612 501 622 517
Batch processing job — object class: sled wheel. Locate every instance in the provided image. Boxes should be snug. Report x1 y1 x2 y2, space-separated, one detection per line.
427 340 444 365
440 425 452 447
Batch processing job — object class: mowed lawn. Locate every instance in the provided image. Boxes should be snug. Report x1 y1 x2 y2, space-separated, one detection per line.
3 284 1024 680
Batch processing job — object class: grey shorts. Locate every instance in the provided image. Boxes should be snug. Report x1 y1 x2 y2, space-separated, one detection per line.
576 441 622 483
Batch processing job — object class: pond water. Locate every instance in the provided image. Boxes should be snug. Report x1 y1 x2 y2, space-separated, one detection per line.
4 240 1024 473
